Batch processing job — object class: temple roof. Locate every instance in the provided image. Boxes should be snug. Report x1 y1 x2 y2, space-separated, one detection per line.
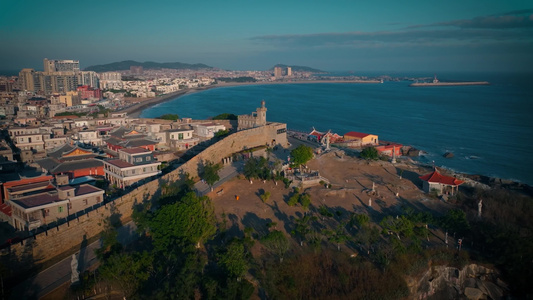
419 169 464 186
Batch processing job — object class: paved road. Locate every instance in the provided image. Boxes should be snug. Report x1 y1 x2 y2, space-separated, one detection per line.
10 221 138 299
195 162 243 196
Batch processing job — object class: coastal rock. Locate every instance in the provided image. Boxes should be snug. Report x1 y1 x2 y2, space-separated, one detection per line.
443 152 454 158
464 287 484 300
407 264 506 300
407 148 421 157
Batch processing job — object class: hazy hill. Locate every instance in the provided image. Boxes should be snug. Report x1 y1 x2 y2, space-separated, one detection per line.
270 64 325 73
84 60 213 72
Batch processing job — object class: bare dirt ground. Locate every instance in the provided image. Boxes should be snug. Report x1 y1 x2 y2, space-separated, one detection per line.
207 149 452 244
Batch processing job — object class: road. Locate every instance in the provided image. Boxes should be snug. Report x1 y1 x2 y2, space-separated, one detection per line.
195 161 243 196
10 221 138 299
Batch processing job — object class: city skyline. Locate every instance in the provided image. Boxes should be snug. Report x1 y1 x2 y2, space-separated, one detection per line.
1 1 532 72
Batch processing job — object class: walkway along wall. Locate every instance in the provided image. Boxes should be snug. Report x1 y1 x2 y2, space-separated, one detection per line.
1 123 288 270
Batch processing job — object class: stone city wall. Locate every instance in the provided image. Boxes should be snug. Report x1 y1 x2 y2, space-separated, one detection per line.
2 123 287 269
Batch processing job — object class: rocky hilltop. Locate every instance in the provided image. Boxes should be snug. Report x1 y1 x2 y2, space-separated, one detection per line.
408 264 507 299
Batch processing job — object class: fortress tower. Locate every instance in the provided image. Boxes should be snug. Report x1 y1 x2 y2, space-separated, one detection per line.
238 100 268 130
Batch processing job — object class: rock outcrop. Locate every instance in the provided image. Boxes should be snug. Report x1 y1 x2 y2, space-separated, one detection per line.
407 263 508 299
443 152 454 158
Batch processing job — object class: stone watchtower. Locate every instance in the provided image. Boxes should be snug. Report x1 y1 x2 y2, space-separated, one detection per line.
257 100 267 126
238 100 268 130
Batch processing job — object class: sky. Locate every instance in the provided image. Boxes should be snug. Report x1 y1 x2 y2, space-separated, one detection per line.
0 0 532 73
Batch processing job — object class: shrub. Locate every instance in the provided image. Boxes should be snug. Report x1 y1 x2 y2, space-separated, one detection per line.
288 194 300 206
299 194 311 210
318 206 334 217
360 147 379 160
260 191 271 203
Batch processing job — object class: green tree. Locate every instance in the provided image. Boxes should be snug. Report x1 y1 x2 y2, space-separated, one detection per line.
440 208 470 236
243 156 269 180
157 113 180 121
218 240 248 280
212 113 238 120
214 129 230 138
262 230 290 262
324 224 349 251
380 215 415 240
99 251 153 299
202 161 222 189
288 193 300 206
318 205 334 218
351 213 370 228
360 147 379 160
299 193 311 210
149 192 217 252
291 215 317 246
290 145 314 167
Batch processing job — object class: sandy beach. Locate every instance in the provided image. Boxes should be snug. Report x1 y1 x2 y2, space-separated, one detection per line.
122 79 382 118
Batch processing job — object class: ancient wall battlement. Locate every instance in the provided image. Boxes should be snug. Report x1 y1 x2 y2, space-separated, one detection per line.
2 122 288 269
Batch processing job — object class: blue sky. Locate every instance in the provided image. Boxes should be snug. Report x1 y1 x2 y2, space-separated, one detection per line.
0 0 532 72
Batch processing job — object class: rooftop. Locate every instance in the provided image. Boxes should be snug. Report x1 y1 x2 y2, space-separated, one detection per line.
120 147 150 154
344 131 371 138
106 159 134 168
419 169 464 186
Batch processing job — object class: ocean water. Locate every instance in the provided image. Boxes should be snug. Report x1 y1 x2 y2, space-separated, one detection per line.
140 72 533 185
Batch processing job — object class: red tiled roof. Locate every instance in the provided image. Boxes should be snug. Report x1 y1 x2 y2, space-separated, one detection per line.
3 175 53 188
75 184 102 196
0 203 12 216
106 159 134 168
11 193 62 209
344 131 370 138
7 181 53 193
419 169 464 186
120 147 149 154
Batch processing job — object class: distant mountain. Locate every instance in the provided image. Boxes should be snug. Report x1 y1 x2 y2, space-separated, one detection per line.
270 64 326 73
84 60 213 72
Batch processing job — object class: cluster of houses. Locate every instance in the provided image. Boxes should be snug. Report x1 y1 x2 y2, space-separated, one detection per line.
306 127 402 157
0 111 228 232
304 127 464 195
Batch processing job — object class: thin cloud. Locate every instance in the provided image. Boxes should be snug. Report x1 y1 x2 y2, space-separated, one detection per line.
251 9 533 49
250 28 532 48
411 9 533 29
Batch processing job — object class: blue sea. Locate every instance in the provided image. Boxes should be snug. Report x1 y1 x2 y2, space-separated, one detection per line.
140 72 533 185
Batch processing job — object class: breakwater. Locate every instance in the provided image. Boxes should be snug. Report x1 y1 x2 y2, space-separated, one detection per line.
409 81 490 87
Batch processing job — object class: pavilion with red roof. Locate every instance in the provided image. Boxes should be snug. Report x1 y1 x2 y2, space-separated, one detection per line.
419 168 464 196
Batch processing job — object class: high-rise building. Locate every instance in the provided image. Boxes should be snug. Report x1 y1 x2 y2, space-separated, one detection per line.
78 71 99 88
18 69 36 92
43 58 80 73
287 67 292 77
49 73 78 93
99 72 122 81
274 67 282 79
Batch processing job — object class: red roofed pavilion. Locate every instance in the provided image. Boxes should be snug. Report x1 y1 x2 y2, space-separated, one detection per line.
419 168 464 196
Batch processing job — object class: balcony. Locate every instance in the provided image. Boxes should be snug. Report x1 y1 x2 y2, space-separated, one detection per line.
28 219 41 230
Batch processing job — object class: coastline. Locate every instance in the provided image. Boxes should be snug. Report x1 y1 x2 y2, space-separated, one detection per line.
123 79 381 118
